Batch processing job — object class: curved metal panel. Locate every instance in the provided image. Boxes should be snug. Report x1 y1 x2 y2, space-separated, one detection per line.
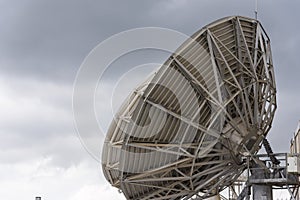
102 16 276 199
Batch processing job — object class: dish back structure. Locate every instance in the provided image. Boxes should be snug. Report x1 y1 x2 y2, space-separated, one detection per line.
102 16 276 199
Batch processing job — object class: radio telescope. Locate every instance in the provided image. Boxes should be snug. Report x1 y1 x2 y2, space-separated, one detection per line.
102 16 276 199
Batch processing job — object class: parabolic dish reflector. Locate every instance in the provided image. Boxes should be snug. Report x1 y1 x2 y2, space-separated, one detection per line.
102 16 276 199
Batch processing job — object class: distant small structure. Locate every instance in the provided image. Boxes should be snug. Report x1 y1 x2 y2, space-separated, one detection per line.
290 121 300 200
290 121 300 153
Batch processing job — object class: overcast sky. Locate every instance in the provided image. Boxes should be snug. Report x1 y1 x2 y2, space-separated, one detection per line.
1 0 299 200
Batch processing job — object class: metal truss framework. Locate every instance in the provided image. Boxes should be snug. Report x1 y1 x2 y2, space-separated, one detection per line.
222 153 300 200
102 16 277 200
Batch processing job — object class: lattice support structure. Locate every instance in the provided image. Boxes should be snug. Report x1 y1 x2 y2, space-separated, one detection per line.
102 16 277 200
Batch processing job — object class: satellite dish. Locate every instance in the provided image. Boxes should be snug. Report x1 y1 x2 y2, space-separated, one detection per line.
102 16 276 199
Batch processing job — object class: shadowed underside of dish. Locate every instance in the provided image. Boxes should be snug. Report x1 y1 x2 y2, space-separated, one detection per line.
102 16 276 200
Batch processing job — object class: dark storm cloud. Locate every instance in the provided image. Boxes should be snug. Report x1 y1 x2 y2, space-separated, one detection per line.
0 0 257 81
0 0 160 81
